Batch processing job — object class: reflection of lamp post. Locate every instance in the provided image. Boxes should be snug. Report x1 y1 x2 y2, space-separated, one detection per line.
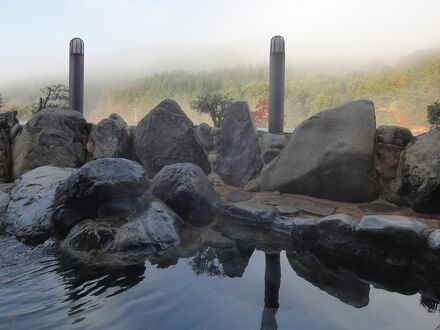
260 253 281 330
268 36 285 134
69 38 84 113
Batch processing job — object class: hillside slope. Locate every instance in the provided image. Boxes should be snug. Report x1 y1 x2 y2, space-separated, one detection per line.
6 50 440 133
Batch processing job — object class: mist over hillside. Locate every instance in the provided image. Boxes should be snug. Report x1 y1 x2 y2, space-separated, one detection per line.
3 48 440 133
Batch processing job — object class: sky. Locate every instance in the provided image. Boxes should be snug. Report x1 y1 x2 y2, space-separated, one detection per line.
1 0 440 86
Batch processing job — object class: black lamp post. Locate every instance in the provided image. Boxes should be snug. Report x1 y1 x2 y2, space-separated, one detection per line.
69 38 84 113
268 36 285 134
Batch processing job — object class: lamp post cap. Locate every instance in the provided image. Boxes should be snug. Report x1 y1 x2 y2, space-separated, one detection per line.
270 36 284 54
70 38 84 55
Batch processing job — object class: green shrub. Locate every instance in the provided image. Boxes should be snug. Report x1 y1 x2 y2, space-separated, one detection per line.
427 100 440 127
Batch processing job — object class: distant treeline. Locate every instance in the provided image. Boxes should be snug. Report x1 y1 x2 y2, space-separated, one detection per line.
10 50 440 133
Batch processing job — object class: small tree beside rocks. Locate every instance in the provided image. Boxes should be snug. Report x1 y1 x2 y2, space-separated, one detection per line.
32 84 69 113
191 92 234 127
427 100 440 128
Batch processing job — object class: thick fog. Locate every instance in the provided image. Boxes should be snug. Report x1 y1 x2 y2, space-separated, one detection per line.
1 0 440 87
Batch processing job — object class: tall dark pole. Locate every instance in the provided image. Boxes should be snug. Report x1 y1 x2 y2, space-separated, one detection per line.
268 36 285 134
69 38 84 113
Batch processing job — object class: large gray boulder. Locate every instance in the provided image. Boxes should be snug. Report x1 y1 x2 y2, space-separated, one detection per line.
261 100 380 202
87 113 132 159
214 102 262 187
61 201 181 256
400 128 440 213
152 163 222 225
377 125 413 148
12 108 87 178
133 99 210 177
1 166 75 243
53 158 150 236
0 109 18 182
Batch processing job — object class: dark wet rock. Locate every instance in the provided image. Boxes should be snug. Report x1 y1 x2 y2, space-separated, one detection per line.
2 166 75 243
262 148 280 165
354 215 428 249
261 195 336 216
400 128 440 213
287 251 370 308
261 133 286 149
112 201 182 253
152 163 222 224
133 99 210 177
196 123 214 151
244 178 260 192
87 113 132 159
0 109 18 183
53 158 149 236
317 214 355 235
225 191 252 202
214 102 262 187
376 143 402 181
61 201 181 257
377 125 413 148
12 108 87 179
61 219 117 252
290 217 320 243
427 230 440 251
224 201 277 223
261 100 380 202
313 231 396 265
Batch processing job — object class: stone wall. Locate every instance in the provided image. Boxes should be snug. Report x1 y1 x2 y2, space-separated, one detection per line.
5 98 440 214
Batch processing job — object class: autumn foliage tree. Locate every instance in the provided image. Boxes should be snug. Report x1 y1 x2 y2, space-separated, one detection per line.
252 98 269 127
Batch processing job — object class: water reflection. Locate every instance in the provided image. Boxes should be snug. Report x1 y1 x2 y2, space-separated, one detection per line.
3 216 440 329
56 255 146 303
261 253 281 330
287 251 370 308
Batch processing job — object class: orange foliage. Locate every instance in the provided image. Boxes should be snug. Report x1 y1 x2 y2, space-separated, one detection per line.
252 99 269 127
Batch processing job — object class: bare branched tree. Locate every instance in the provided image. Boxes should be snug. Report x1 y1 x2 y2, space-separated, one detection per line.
32 84 69 113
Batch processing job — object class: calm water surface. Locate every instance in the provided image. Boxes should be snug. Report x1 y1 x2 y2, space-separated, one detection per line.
1 219 440 330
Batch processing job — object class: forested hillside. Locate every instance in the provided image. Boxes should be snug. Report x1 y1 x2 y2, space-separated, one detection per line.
7 50 440 133
89 50 440 133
